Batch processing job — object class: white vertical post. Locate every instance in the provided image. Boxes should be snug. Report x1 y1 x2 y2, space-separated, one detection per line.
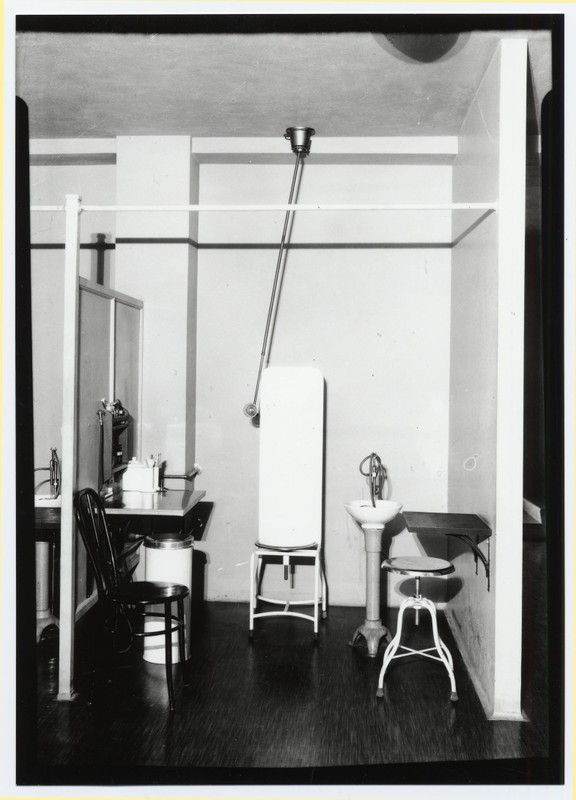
492 39 528 720
115 136 196 472
108 296 116 400
57 194 81 700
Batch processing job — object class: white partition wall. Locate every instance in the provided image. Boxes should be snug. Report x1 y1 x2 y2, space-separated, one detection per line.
448 40 528 719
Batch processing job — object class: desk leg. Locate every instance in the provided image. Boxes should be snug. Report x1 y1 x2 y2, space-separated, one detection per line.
349 526 391 657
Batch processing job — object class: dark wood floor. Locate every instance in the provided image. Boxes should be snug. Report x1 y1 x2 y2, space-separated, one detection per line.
25 537 560 787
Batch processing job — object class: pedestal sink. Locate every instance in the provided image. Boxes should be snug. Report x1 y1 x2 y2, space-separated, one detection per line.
345 499 402 657
345 500 402 527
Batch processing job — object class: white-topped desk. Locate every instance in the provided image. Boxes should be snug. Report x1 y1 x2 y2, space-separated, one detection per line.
105 488 206 530
104 489 209 575
36 489 208 543
36 488 206 525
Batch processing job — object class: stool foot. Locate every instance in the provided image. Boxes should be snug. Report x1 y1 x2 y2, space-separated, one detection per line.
450 691 458 702
321 610 328 620
376 687 384 698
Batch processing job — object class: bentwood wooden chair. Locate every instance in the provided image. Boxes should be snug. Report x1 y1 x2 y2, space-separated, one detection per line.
74 488 189 711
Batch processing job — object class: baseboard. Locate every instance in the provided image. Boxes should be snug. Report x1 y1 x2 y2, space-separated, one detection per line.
444 608 493 719
489 709 528 721
445 608 527 721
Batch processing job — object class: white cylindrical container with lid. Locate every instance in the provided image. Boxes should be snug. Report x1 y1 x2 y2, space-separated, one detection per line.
122 457 160 492
143 534 193 663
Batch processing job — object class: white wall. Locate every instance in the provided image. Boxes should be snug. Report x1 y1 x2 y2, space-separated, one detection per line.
448 41 527 719
195 160 452 605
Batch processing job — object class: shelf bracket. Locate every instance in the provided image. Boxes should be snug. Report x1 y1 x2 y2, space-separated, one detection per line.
450 533 491 591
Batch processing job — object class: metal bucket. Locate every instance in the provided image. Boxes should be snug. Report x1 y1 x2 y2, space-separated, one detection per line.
143 533 193 663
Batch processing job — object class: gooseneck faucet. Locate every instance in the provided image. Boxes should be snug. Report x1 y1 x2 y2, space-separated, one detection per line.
359 452 386 507
34 447 61 499
49 448 61 498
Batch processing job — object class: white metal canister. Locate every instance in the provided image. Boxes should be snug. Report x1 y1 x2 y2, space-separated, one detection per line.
122 459 160 492
143 534 193 664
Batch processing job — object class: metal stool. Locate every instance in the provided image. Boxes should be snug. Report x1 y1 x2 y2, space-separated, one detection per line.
249 542 327 639
377 555 458 702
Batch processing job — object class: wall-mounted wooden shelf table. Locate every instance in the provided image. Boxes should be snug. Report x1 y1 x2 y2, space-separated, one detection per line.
403 511 493 590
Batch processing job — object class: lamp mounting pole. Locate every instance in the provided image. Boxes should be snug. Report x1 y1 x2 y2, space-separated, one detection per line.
243 127 315 421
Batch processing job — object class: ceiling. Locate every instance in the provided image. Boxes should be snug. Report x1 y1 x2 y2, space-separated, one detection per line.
16 27 553 141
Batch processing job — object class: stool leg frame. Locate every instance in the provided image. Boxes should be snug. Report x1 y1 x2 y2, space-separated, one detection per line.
249 549 327 640
376 592 458 702
313 553 320 637
320 558 328 619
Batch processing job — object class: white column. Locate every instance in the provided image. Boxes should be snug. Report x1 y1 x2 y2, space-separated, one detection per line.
57 194 81 700
448 39 528 720
113 137 198 474
492 39 528 720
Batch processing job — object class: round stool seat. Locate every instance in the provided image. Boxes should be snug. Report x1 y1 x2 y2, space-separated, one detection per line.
255 541 318 552
382 556 454 577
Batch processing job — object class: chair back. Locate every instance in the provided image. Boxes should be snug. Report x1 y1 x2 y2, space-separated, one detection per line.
74 488 120 600
258 367 324 548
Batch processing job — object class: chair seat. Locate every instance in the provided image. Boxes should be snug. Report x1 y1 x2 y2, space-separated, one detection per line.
255 541 318 552
250 541 327 638
381 556 454 577
110 581 189 605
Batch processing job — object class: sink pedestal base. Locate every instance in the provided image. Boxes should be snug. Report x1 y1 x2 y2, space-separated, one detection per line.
349 619 390 657
36 541 59 642
37 611 59 643
349 524 390 657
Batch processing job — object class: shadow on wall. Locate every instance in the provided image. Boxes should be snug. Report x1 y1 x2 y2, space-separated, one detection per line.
190 501 214 625
381 514 408 545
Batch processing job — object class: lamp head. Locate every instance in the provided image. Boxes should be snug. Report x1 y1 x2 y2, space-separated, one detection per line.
284 127 315 156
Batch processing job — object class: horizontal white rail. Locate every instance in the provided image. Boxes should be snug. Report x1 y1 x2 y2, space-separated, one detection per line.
30 202 497 213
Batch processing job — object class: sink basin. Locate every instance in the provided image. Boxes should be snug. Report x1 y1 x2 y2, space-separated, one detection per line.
345 499 402 527
34 494 61 508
